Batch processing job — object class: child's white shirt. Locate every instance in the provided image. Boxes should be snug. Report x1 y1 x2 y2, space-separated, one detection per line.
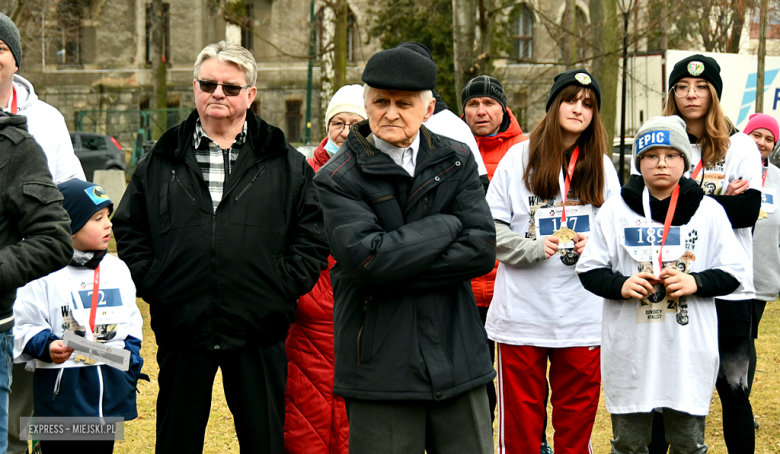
13 253 143 369
485 140 621 347
576 195 748 416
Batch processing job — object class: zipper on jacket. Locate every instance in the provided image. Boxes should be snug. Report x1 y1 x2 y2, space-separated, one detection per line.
424 194 428 217
171 170 196 202
235 166 266 201
356 296 370 365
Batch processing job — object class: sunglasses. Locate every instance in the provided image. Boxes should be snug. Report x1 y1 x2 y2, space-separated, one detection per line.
197 80 251 96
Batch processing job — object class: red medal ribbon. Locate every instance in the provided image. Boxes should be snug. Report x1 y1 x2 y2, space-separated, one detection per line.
763 169 767 187
561 147 580 224
658 185 680 272
88 264 100 332
691 159 703 181
9 87 16 114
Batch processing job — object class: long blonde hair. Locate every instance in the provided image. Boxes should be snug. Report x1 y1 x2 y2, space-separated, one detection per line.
663 82 732 168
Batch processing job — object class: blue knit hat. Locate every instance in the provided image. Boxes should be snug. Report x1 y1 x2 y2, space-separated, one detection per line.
57 179 113 234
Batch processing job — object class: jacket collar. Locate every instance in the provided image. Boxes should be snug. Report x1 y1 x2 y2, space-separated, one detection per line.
474 108 525 148
348 120 456 177
152 109 290 161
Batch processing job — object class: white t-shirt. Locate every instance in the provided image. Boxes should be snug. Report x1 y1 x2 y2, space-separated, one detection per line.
13 254 142 369
576 195 747 416
630 132 761 300
485 140 621 347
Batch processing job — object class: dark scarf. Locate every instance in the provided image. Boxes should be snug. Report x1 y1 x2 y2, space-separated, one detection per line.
70 249 108 270
621 175 704 226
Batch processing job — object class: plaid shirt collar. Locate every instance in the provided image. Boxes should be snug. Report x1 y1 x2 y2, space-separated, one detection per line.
193 118 248 149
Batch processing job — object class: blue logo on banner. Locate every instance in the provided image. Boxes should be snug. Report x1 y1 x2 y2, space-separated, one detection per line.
763 192 774 204
624 227 681 247
636 131 671 154
83 186 110 206
73 288 123 310
538 215 590 235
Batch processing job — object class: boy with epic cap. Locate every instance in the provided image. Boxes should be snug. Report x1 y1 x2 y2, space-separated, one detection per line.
13 179 146 454
577 116 747 453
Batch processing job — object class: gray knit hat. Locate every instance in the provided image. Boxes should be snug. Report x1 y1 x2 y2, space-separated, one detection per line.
461 75 507 113
633 115 692 172
0 14 21 70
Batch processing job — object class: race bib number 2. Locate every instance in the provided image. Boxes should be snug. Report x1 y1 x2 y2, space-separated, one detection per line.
621 224 684 263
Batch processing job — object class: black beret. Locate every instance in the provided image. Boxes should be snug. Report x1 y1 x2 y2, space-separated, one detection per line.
393 41 434 61
362 47 437 91
669 54 722 100
546 69 601 112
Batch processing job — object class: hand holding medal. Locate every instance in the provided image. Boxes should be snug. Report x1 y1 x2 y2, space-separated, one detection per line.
552 147 579 244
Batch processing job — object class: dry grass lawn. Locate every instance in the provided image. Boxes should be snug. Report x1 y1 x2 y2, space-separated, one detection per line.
108 299 780 453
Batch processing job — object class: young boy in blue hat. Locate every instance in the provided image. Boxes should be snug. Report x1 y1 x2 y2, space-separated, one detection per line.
13 179 146 454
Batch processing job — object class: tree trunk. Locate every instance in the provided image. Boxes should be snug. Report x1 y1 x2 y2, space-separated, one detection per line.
452 0 477 112
476 0 493 75
150 0 167 139
563 0 576 68
728 0 747 53
320 6 335 135
588 0 620 155
333 0 348 88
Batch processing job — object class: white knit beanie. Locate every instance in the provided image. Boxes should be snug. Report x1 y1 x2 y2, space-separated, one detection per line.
326 84 367 126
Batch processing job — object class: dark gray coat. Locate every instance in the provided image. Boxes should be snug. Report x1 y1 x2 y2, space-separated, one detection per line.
0 112 72 331
314 121 496 401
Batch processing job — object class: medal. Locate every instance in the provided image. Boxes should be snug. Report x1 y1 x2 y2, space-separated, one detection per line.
552 227 576 243
759 210 769 220
553 147 580 242
74 354 97 365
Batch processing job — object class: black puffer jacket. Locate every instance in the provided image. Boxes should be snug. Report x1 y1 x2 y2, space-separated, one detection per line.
314 121 496 401
0 112 72 332
113 110 329 350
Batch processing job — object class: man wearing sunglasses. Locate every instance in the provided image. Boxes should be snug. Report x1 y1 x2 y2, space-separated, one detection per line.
113 41 328 454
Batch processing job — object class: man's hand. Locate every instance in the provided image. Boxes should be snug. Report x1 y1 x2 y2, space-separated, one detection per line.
49 340 74 365
724 178 749 196
621 272 658 299
660 268 698 298
544 235 560 259
573 233 588 255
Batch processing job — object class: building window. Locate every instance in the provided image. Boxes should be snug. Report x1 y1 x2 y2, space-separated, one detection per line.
314 7 358 61
512 4 533 61
145 3 171 64
286 100 302 143
57 0 83 64
241 4 254 51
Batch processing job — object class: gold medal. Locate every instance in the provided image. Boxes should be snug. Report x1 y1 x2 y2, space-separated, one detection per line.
759 210 769 220
552 227 576 243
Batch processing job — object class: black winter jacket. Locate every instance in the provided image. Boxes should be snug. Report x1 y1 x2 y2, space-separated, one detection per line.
113 110 329 350
314 121 496 401
0 112 72 332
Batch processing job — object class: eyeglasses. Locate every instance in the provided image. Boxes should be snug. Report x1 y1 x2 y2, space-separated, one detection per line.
672 83 710 98
328 121 359 133
197 80 251 96
640 153 684 167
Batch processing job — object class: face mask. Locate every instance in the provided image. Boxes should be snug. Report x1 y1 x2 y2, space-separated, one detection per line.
324 138 340 156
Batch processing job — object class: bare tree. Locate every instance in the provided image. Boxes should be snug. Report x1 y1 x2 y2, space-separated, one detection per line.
453 0 477 110
150 0 167 138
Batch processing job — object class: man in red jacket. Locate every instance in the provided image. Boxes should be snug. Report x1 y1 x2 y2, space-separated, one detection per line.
462 75 528 427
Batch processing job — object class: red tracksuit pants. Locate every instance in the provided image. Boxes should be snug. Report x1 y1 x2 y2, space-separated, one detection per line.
496 343 601 454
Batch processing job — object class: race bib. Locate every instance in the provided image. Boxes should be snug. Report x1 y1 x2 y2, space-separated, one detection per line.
67 288 127 342
762 187 776 214
535 204 593 248
621 222 685 264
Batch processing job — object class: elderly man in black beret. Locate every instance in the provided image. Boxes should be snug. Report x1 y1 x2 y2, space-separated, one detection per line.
313 47 497 453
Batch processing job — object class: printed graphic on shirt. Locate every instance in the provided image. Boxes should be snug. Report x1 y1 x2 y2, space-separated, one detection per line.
693 160 726 195
633 230 697 325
